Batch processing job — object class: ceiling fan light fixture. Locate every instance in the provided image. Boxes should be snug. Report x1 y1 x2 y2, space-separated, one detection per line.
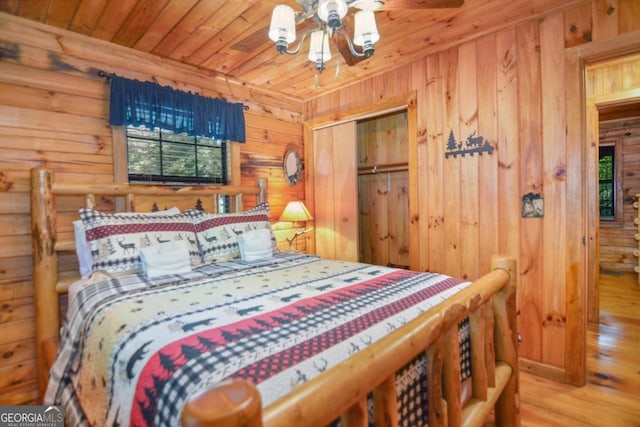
308 30 332 72
353 10 379 56
268 4 296 52
269 0 382 78
318 0 349 29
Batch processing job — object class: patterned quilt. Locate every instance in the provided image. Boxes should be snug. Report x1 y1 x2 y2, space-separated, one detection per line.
45 252 470 426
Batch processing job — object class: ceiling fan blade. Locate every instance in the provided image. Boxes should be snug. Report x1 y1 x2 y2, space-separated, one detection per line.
334 37 369 66
334 14 369 66
376 0 464 9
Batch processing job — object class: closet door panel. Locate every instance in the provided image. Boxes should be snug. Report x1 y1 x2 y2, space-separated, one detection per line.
313 123 358 261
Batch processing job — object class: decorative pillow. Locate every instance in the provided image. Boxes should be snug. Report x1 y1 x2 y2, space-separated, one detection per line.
79 208 200 274
139 240 192 278
186 202 276 264
237 228 274 262
74 207 180 277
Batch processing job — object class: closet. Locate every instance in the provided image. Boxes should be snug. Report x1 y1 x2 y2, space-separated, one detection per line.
312 110 409 268
357 111 409 268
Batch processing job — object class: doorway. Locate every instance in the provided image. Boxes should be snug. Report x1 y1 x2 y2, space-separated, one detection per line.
560 32 640 386
595 106 640 323
585 56 640 327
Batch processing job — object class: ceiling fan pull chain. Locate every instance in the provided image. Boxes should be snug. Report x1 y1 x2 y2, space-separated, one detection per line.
314 73 320 89
335 61 341 79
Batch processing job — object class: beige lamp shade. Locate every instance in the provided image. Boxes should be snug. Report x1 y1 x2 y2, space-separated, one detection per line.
279 201 313 222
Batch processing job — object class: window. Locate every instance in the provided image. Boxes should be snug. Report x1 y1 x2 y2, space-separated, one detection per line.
126 126 228 185
110 76 244 212
598 144 615 220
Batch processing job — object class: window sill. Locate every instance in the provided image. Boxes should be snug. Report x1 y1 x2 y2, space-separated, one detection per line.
599 220 623 228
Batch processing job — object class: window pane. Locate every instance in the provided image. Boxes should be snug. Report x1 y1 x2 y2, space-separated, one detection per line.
599 155 613 180
163 142 196 177
599 182 613 217
163 132 193 143
128 138 161 175
598 144 615 219
197 146 222 178
126 125 227 184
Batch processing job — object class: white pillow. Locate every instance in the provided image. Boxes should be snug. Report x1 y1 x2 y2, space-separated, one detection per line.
139 240 192 278
73 207 180 277
237 228 274 262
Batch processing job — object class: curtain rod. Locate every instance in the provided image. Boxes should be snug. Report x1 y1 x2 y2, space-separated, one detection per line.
96 70 250 110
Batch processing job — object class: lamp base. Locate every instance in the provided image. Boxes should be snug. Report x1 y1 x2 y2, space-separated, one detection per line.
286 228 313 251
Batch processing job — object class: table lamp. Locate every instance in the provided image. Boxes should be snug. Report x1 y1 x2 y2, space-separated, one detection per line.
279 201 313 250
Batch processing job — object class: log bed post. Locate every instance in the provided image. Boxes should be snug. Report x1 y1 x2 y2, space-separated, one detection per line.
30 167 60 395
257 178 267 205
491 255 520 426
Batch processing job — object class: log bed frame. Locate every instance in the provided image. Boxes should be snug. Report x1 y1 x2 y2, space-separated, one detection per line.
31 166 520 427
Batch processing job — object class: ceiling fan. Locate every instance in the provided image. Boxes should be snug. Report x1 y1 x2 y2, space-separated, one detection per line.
268 0 464 73
264 0 465 72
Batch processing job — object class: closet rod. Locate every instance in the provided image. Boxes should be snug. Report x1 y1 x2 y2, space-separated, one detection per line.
357 162 408 175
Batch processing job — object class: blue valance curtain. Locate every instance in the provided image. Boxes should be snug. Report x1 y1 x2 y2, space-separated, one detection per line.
109 76 246 142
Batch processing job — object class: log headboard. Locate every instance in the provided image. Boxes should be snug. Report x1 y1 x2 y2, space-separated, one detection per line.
30 166 268 394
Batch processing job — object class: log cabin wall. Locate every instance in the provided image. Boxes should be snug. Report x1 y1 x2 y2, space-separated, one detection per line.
0 13 305 404
599 121 640 273
304 0 640 384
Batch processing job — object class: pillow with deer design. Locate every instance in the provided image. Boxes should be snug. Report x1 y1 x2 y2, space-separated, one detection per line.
73 207 181 277
185 202 275 264
79 208 201 274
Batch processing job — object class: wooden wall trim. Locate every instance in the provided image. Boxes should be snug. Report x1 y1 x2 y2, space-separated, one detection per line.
304 93 414 129
519 358 566 384
566 28 640 63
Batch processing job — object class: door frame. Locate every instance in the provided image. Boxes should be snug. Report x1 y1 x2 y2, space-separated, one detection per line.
303 92 418 267
565 29 640 386
587 93 640 326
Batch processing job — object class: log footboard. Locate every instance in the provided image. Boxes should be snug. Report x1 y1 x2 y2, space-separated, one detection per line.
183 256 519 427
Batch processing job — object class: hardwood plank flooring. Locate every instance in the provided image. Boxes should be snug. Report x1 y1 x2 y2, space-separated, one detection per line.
516 272 640 426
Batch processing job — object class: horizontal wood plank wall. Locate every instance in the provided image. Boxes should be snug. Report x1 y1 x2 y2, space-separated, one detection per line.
0 13 304 404
304 0 640 384
599 122 640 273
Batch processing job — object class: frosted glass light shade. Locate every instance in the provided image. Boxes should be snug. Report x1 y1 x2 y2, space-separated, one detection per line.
317 0 348 28
353 0 381 10
353 10 380 46
268 4 296 44
307 30 332 62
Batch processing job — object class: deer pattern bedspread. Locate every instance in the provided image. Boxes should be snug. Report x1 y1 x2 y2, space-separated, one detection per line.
45 252 471 426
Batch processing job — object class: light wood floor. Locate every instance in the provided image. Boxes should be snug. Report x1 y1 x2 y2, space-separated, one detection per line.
516 271 640 426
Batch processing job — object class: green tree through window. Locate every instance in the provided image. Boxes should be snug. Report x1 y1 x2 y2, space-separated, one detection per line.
599 145 615 219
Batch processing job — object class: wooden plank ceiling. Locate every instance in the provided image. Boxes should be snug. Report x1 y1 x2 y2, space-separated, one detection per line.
0 0 583 101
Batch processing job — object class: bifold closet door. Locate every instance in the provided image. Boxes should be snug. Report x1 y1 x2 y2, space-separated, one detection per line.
313 122 358 261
